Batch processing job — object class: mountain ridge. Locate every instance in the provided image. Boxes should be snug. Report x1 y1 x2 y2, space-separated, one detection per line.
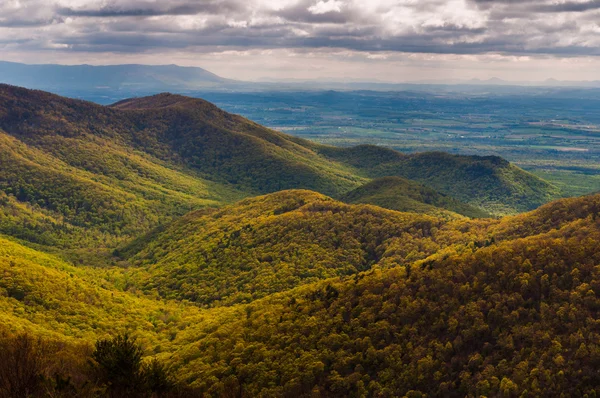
0 61 236 92
341 176 491 218
0 84 558 254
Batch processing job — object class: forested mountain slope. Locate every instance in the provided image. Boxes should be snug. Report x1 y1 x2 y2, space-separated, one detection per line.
166 192 600 397
341 176 490 218
0 85 363 197
1 191 599 396
0 85 557 225
322 146 558 215
0 234 206 346
118 190 492 306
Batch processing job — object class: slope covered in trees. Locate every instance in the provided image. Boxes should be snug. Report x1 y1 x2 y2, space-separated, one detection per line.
118 190 493 306
0 84 557 226
0 234 203 345
341 176 490 219
1 191 600 396
164 192 600 396
322 146 558 215
0 84 594 397
0 125 241 250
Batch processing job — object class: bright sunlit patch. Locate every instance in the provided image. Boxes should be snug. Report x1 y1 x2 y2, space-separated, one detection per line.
308 0 344 14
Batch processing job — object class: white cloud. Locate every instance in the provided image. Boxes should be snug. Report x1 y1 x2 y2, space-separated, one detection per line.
308 0 343 15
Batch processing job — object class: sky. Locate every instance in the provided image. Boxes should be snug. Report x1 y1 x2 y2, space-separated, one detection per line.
1 0 600 82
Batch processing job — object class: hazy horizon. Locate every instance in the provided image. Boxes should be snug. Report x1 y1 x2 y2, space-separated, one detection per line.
1 59 599 86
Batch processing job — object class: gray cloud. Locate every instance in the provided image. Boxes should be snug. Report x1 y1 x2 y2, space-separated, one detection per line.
0 18 63 28
1 0 600 59
535 0 600 13
57 1 244 17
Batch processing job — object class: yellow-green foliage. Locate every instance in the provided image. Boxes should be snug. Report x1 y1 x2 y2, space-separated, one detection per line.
120 190 489 306
165 194 600 397
341 176 490 219
0 84 558 239
0 129 243 249
0 234 206 351
0 85 591 397
322 146 560 215
1 192 600 397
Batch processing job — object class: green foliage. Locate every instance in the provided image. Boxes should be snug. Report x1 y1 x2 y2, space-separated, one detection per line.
0 84 557 253
142 358 175 397
322 146 559 215
0 234 205 345
92 334 145 397
0 331 180 398
119 190 485 306
0 85 363 203
0 125 240 249
341 176 491 218
0 85 593 397
1 190 600 396
168 197 600 396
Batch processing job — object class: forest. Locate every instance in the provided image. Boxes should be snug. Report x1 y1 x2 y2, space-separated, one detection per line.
0 85 599 397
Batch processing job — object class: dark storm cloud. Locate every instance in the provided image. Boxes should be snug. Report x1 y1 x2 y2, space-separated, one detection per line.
53 26 552 56
2 0 600 57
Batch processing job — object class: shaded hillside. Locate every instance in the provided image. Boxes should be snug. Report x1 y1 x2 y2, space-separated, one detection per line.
0 124 241 249
118 190 492 306
0 85 363 198
341 176 490 218
322 146 559 215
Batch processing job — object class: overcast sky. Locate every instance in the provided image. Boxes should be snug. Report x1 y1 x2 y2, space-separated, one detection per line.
2 0 600 82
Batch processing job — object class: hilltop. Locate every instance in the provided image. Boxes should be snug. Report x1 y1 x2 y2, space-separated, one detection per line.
0 86 363 249
169 192 600 397
341 176 490 218
322 146 558 215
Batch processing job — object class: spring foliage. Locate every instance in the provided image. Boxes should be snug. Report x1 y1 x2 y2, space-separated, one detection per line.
2 192 600 395
0 85 595 397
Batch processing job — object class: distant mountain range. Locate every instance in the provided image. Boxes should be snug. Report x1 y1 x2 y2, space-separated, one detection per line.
412 77 600 87
256 75 600 88
0 61 244 93
2 61 600 101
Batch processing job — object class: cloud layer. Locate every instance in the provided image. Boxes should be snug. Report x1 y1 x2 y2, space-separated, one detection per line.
1 0 599 57
1 0 600 82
